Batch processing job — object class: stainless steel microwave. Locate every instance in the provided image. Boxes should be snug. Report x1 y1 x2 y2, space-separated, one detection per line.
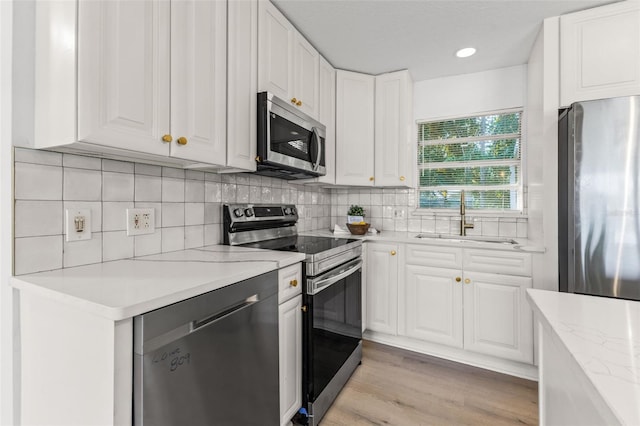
256 92 326 179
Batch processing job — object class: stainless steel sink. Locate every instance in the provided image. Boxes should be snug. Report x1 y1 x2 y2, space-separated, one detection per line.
415 233 518 245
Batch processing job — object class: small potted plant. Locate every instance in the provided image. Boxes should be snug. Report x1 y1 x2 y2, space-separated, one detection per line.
347 205 365 224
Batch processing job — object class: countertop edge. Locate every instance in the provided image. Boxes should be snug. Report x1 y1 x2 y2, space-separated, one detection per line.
526 289 630 425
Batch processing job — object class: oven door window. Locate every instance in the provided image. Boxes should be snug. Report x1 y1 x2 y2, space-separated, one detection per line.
270 113 325 168
308 268 361 401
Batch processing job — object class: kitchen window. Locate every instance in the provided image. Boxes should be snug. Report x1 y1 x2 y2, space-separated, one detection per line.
417 110 523 212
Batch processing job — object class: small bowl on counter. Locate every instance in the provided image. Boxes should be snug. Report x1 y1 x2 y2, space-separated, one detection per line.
346 223 370 235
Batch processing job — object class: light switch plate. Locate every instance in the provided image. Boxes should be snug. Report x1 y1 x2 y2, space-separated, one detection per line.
126 208 155 236
65 209 92 242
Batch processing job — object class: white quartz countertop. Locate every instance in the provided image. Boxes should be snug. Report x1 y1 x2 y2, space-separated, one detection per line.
303 229 545 253
526 289 640 425
11 245 305 321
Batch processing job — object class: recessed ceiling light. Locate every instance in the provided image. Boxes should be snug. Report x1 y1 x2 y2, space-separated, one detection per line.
456 47 476 58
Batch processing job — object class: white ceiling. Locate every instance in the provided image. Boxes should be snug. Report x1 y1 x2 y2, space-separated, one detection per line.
271 0 616 82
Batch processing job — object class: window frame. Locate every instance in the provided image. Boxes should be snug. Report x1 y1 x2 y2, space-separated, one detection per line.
414 107 526 216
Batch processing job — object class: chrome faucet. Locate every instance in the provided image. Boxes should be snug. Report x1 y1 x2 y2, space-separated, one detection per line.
460 190 474 236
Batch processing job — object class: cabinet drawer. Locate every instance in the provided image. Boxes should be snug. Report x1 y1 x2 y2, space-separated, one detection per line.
463 249 531 277
279 263 302 303
405 244 462 269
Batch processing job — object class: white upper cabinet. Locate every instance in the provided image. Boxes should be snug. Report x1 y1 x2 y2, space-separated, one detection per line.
336 69 414 187
77 0 171 157
170 0 227 164
258 0 319 119
15 0 228 167
335 70 376 186
293 33 320 118
258 0 293 101
227 0 258 171
560 1 640 106
375 70 414 187
317 56 337 184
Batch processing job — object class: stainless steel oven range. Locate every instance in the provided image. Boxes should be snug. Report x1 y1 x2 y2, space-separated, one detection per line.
223 204 363 426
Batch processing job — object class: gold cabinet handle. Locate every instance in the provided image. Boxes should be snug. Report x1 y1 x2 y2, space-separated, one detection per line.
455 277 461 282
290 279 298 287
291 97 298 104
400 176 406 181
464 278 471 284
162 134 173 143
369 176 374 181
301 305 308 313
296 100 302 106
176 137 188 145
390 250 396 256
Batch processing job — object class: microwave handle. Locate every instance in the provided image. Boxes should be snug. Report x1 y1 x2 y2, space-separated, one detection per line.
311 127 321 172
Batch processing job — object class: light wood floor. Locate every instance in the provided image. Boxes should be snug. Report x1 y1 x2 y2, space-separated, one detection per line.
321 340 538 426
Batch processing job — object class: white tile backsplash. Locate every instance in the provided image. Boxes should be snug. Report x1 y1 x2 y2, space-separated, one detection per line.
135 175 162 202
62 153 101 170
185 203 205 226
103 202 133 232
185 225 204 249
162 177 185 202
15 162 63 200
103 159 134 174
64 233 102 268
15 147 62 166
103 231 134 262
64 168 102 201
162 227 185 252
185 180 205 202
134 232 162 257
162 203 185 227
15 200 63 237
15 235 62 275
103 172 134 201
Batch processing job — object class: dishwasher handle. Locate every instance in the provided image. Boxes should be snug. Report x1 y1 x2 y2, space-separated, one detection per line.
191 294 258 332
139 294 259 354
307 258 362 295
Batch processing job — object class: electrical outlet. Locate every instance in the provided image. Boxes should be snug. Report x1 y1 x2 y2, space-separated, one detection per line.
126 208 155 236
65 209 92 242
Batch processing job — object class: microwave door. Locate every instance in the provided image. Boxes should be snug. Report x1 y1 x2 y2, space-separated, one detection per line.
269 114 315 170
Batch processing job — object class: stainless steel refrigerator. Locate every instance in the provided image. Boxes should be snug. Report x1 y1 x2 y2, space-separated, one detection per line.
559 95 640 301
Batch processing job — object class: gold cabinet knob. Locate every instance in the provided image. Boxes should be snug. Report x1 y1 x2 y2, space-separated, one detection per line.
291 97 298 104
290 279 298 287
390 250 396 256
464 278 471 284
301 305 308 313
400 176 406 181
369 176 374 181
296 100 302 106
176 137 188 145
455 277 461 282
162 134 173 143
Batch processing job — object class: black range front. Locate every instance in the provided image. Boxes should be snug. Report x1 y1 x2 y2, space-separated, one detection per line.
304 257 362 425
222 204 363 425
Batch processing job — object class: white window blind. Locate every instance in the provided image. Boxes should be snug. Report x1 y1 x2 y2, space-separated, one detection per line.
417 110 523 211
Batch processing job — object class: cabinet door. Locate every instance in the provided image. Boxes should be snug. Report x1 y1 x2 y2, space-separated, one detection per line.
463 272 533 363
77 0 170 156
170 0 227 164
335 70 375 186
278 295 302 426
375 70 413 187
227 0 258 171
403 265 463 348
258 0 293 101
366 243 398 334
316 56 336 184
560 1 640 106
293 33 320 119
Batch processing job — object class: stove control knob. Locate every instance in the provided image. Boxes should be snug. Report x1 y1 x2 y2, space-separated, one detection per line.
284 207 291 215
244 208 254 217
233 208 244 218
291 207 297 215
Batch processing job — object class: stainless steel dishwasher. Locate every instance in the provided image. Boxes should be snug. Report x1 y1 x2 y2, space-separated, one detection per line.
133 271 279 426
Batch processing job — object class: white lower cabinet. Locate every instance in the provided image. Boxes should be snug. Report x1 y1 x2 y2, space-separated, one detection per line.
278 263 302 426
365 242 399 335
403 265 463 348
367 242 534 366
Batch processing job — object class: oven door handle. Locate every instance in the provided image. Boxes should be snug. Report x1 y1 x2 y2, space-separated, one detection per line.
307 258 362 295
